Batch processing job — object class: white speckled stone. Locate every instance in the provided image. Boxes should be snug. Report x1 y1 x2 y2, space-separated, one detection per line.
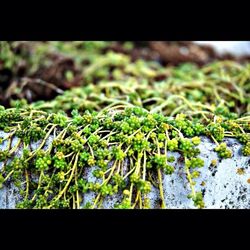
0 134 249 208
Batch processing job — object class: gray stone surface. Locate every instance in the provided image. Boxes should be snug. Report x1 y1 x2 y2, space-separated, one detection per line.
0 133 249 209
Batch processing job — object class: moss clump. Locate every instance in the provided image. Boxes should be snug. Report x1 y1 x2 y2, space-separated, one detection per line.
0 42 249 209
0 104 249 209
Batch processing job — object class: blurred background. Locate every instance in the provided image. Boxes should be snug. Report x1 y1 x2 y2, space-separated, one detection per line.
1 41 250 108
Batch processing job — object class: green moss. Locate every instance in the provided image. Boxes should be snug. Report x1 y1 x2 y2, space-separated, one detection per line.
0 42 249 209
0 105 248 209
